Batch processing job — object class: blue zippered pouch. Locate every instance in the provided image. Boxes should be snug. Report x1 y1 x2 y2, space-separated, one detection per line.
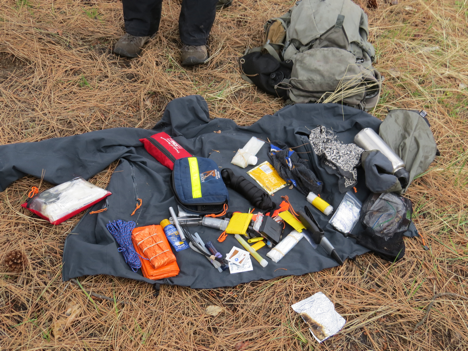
172 157 229 214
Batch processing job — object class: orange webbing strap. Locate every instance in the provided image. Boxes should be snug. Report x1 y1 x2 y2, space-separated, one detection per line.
206 203 228 218
131 198 143 216
90 208 108 215
28 187 39 198
217 231 228 243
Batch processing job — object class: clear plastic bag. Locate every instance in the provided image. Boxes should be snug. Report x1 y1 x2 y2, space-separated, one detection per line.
23 177 111 225
361 193 412 240
329 192 361 235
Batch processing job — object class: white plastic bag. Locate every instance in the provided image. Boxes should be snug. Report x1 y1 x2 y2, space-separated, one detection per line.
23 177 111 224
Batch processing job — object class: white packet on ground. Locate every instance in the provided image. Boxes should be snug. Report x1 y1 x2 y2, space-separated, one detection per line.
226 246 249 266
226 247 253 274
291 292 346 343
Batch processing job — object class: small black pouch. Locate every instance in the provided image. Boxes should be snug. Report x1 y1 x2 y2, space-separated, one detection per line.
355 193 412 261
259 216 282 244
239 52 292 98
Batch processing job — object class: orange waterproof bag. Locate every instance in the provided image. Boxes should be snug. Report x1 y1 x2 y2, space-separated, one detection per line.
132 225 180 280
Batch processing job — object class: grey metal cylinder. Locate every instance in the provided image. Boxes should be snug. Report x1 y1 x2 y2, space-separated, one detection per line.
202 217 229 231
354 128 405 173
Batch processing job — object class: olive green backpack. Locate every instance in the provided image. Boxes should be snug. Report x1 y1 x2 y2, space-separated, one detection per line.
242 0 382 111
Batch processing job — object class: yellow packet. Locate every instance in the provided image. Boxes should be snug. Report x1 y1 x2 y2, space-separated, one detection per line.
225 213 253 236
247 161 287 195
251 241 266 251
279 211 306 232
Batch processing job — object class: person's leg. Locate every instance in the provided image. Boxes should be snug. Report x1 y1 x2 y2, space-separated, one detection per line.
179 0 218 65
114 0 163 58
179 0 218 46
123 0 163 37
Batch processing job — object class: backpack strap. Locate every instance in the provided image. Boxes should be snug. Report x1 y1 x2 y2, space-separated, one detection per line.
261 41 281 61
239 57 255 84
263 17 289 61
335 14 345 28
363 70 382 111
242 41 282 62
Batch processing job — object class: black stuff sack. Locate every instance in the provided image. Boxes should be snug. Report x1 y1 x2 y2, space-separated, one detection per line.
240 52 292 98
172 157 229 215
355 193 413 261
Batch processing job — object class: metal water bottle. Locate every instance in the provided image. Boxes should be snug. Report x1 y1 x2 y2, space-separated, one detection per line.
354 128 409 188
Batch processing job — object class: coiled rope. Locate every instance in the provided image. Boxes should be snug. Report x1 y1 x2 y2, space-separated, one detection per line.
221 168 276 212
106 220 141 272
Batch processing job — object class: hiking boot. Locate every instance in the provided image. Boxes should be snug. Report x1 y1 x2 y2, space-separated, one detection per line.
216 0 233 10
114 33 150 58
180 45 208 66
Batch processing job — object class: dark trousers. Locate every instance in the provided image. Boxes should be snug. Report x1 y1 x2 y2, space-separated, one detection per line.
122 0 218 46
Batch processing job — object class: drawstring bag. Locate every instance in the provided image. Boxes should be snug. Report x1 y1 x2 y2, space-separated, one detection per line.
239 52 292 98
221 168 276 212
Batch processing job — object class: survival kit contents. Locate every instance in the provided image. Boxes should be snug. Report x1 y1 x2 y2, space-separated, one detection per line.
23 108 437 281
8 0 441 341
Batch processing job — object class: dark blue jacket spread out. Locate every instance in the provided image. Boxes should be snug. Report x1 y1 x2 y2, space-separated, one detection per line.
0 96 417 289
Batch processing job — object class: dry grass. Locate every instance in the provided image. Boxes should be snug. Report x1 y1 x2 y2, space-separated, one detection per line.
1 0 467 349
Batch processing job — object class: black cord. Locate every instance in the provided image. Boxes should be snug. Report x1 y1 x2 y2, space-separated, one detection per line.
221 168 276 212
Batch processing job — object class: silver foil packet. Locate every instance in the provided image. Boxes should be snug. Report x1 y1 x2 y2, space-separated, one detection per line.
291 292 346 343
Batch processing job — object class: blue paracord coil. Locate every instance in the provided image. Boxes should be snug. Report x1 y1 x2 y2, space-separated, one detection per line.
106 220 141 272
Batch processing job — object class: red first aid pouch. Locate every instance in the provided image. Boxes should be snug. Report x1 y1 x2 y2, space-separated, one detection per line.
140 132 192 170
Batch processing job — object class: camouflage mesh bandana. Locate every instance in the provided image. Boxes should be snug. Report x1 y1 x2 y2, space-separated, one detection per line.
309 126 364 193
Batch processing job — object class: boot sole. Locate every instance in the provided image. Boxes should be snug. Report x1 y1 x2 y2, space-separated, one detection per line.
181 56 209 66
113 47 140 59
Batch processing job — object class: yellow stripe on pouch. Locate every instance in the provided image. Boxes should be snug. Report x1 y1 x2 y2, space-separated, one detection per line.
188 157 202 199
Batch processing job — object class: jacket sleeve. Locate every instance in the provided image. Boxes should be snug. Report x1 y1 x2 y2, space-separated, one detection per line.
0 128 154 192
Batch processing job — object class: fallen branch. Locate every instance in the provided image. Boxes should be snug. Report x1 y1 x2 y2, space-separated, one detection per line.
70 279 127 305
414 293 468 330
